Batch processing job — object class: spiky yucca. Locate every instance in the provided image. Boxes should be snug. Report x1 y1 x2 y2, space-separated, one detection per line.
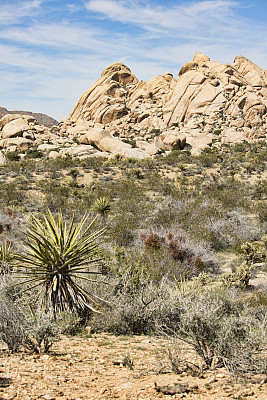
0 241 14 274
91 196 111 221
14 210 105 317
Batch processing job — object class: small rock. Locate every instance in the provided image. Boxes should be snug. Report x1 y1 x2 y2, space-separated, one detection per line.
154 382 189 395
206 375 217 385
251 373 267 384
113 358 124 366
49 150 61 159
43 393 55 400
85 326 92 335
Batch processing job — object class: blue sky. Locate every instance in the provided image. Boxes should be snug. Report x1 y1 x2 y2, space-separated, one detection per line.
1 0 267 120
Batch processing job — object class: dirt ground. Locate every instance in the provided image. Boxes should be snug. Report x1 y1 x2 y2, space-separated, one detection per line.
0 333 266 400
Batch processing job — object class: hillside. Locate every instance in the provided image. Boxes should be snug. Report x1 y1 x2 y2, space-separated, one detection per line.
0 107 58 128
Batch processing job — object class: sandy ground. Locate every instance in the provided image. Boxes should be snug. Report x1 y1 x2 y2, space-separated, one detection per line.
0 333 266 400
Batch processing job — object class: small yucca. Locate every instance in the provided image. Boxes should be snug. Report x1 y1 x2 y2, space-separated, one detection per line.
91 196 111 221
13 210 106 317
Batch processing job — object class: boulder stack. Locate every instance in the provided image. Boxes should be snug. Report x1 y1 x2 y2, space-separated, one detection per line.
1 53 266 158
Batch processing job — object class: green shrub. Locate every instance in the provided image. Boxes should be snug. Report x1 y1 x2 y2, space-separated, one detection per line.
121 138 137 147
26 149 44 159
6 152 20 162
150 128 161 136
240 240 267 264
54 311 83 336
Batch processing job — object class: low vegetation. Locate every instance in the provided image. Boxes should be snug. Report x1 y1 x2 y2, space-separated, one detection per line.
0 141 266 380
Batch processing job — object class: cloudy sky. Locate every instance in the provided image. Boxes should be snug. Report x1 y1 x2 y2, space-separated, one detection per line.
1 0 267 120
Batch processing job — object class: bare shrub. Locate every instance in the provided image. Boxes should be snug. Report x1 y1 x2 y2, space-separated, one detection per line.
0 278 59 353
139 229 217 277
157 284 267 375
0 286 25 351
90 269 169 335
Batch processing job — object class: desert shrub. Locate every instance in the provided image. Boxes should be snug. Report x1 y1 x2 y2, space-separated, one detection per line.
256 201 267 222
157 285 267 375
26 149 44 159
0 181 27 207
90 272 168 335
253 180 267 199
126 167 143 179
197 151 219 167
150 128 161 135
220 262 253 289
142 229 217 277
151 195 262 251
0 284 26 351
121 138 137 147
22 312 60 353
0 280 59 353
6 152 20 162
55 311 83 335
239 239 267 264
144 233 165 249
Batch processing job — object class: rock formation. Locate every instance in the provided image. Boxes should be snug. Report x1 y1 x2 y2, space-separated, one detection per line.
0 53 266 158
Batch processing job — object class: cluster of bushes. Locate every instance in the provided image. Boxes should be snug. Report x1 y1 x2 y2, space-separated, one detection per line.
0 141 266 378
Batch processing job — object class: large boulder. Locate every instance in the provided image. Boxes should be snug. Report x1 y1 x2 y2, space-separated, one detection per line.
0 137 32 151
80 127 149 158
68 63 138 124
160 132 186 150
233 56 267 87
136 140 159 156
0 114 36 130
1 118 31 139
221 128 247 144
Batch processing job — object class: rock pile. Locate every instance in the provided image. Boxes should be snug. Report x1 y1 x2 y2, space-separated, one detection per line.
1 53 266 159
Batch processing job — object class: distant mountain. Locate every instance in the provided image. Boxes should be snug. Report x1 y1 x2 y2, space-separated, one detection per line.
0 107 58 127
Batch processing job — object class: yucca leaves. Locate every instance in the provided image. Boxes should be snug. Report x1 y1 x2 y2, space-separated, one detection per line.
91 196 111 221
0 241 14 274
13 210 106 317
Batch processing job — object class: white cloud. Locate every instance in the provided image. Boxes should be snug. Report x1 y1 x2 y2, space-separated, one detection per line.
85 0 267 66
0 23 100 50
1 0 267 120
85 0 239 33
0 0 43 24
66 3 81 12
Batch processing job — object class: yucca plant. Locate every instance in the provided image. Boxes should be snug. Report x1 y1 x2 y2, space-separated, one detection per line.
0 241 14 274
13 210 106 318
91 196 111 222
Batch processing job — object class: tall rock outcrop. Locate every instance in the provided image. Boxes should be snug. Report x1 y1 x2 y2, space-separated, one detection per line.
61 52 267 156
1 53 266 157
68 63 138 124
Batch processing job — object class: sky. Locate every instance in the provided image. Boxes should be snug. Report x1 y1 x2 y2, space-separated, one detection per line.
1 0 267 121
